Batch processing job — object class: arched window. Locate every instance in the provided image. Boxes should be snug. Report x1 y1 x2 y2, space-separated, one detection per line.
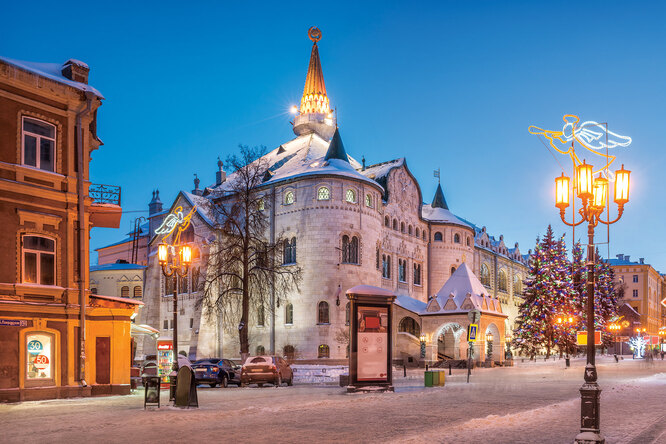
179 275 188 294
121 286 129 298
22 235 55 285
285 303 294 325
317 186 330 200
408 225 413 235
191 267 200 293
133 286 142 298
454 233 461 244
345 189 356 203
466 237 471 246
451 266 456 275
413 263 422 285
345 302 350 325
422 231 427 241
382 254 391 279
284 190 295 205
415 227 420 238
376 247 380 269
258 199 265 211
342 235 359 264
283 237 296 264
365 194 373 208
22 117 56 172
318 344 330 358
256 345 265 355
257 305 265 326
318 301 330 324
400 222 405 233
480 264 491 287
398 317 421 337
284 345 295 360
434 232 443 242
513 275 522 295
181 225 194 243
392 219 398 230
398 259 406 282
384 216 390 227
498 269 508 291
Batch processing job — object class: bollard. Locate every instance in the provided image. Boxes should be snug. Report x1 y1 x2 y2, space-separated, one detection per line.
449 362 452 375
426 364 429 371
403 364 407 378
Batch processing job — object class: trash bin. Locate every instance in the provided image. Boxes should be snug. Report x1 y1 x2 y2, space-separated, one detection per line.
437 370 445 386
143 375 161 409
432 370 440 386
424 370 434 387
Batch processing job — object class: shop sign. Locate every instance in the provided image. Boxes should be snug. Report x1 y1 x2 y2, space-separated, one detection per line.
0 319 28 327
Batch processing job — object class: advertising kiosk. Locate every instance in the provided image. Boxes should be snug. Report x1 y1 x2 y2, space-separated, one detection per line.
346 285 396 393
156 337 174 388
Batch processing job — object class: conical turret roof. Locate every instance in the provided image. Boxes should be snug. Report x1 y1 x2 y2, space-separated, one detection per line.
432 183 449 209
324 128 348 162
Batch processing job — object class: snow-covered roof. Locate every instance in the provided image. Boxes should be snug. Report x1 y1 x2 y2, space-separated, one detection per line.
421 204 472 228
211 133 381 193
394 295 427 314
360 158 404 182
0 56 104 98
181 191 217 227
90 263 146 272
346 285 395 297
429 263 506 316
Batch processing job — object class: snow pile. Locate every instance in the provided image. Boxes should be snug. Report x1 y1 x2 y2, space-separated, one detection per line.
292 364 348 384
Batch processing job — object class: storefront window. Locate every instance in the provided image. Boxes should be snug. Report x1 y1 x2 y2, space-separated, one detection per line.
26 333 53 381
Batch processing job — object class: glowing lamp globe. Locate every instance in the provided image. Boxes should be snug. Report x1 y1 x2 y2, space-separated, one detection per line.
158 243 168 265
592 175 608 209
576 161 594 200
614 164 630 205
181 245 192 265
486 332 493 342
555 174 570 209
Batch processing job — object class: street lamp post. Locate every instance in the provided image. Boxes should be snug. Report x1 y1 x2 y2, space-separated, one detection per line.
158 242 192 373
485 332 493 366
608 323 621 356
557 315 575 367
420 333 426 360
554 160 630 443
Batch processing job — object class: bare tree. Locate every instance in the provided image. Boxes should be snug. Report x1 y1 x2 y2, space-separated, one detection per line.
200 145 301 361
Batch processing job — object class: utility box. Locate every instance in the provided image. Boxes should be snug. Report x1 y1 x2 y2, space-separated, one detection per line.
346 285 395 393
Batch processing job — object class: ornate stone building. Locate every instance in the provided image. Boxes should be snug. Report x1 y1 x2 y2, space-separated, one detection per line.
125 29 528 363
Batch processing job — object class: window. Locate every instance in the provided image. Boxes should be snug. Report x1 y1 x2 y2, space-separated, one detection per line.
318 301 330 324
191 267 200 293
190 318 194 329
163 320 168 329
179 275 188 294
284 190 295 205
256 345 265 355
165 275 175 295
318 344 330 358
466 237 471 246
408 225 413 235
345 189 356 203
365 194 373 208
480 264 491 287
284 345 295 360
120 286 129 298
633 275 638 283
257 305 265 326
414 263 422 286
454 233 461 244
285 303 294 325
451 266 456 275
434 232 443 242
181 225 194 244
633 289 638 298
398 259 406 282
345 302 350 326
513 275 522 294
22 117 56 172
317 186 330 200
392 219 398 230
133 286 142 298
26 332 54 382
283 237 296 264
170 319 174 329
382 254 391 279
400 222 405 233
422 231 426 241
384 216 390 227
416 228 420 238
342 235 359 264
376 247 380 269
498 270 507 291
258 199 265 211
398 317 420 337
91 287 98 294
22 235 55 285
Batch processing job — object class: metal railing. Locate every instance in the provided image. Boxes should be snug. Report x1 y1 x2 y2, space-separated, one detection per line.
89 183 121 205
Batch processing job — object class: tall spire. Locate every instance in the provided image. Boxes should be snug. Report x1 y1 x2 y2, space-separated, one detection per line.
293 27 336 140
432 184 449 210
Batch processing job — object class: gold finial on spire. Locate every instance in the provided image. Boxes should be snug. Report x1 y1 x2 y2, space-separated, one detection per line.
308 26 322 43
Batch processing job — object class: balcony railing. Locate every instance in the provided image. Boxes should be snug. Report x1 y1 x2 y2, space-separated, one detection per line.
89 183 121 206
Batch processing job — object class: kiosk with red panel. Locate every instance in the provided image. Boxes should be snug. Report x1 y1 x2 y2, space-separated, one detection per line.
346 285 395 393
156 338 174 388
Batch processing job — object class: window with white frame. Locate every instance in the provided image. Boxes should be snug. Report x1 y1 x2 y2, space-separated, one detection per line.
22 235 55 285
345 189 356 203
22 117 56 172
284 190 295 205
632 289 638 297
285 303 294 325
317 186 330 200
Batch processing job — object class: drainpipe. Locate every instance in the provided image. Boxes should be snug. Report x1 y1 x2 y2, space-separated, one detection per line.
269 185 276 354
76 91 95 385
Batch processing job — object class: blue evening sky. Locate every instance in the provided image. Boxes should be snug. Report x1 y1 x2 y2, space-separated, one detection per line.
3 1 665 270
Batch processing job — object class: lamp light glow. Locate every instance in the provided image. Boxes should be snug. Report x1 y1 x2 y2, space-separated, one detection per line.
576 161 594 199
555 174 570 209
158 243 168 265
614 164 630 205
592 175 608 209
181 245 192 265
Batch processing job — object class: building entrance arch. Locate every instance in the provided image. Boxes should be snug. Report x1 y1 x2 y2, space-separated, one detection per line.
484 322 501 361
436 322 465 360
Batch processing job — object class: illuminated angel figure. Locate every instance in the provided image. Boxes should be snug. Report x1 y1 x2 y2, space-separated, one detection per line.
154 205 196 244
529 114 632 174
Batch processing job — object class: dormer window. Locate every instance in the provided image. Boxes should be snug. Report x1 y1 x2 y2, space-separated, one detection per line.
22 117 56 172
317 186 330 200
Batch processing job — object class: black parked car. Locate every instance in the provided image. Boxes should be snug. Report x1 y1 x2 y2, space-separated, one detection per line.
192 358 242 387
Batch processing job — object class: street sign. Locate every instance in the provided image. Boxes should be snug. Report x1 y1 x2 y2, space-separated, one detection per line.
33 354 49 370
0 319 28 327
577 331 602 346
467 324 478 342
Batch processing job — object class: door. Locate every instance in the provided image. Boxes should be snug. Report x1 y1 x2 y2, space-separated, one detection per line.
95 337 111 384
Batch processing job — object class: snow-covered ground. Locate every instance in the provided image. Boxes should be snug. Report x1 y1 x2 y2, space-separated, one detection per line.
2 356 665 444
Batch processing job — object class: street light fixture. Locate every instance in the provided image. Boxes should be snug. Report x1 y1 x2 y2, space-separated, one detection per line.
556 315 576 367
608 323 621 356
420 333 426 359
554 157 630 443
158 242 192 374
485 332 493 364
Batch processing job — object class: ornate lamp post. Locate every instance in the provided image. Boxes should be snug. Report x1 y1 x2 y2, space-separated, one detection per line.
158 242 192 372
554 160 630 443
419 333 426 359
485 332 493 364
608 323 621 355
556 315 576 367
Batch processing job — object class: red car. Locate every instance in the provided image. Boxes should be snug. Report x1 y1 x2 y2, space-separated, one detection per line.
240 355 293 387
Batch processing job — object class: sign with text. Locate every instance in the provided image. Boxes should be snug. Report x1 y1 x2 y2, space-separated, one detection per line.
0 319 28 327
357 306 389 381
577 331 602 346
467 324 478 342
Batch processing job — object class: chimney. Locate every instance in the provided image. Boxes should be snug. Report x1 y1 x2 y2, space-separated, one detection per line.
216 158 226 186
61 59 90 84
624 255 630 262
639 258 644 264
616 254 624 260
361 155 366 171
148 189 165 239
192 174 202 196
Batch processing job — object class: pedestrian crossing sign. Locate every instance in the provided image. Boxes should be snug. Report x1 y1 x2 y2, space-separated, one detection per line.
467 324 478 342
